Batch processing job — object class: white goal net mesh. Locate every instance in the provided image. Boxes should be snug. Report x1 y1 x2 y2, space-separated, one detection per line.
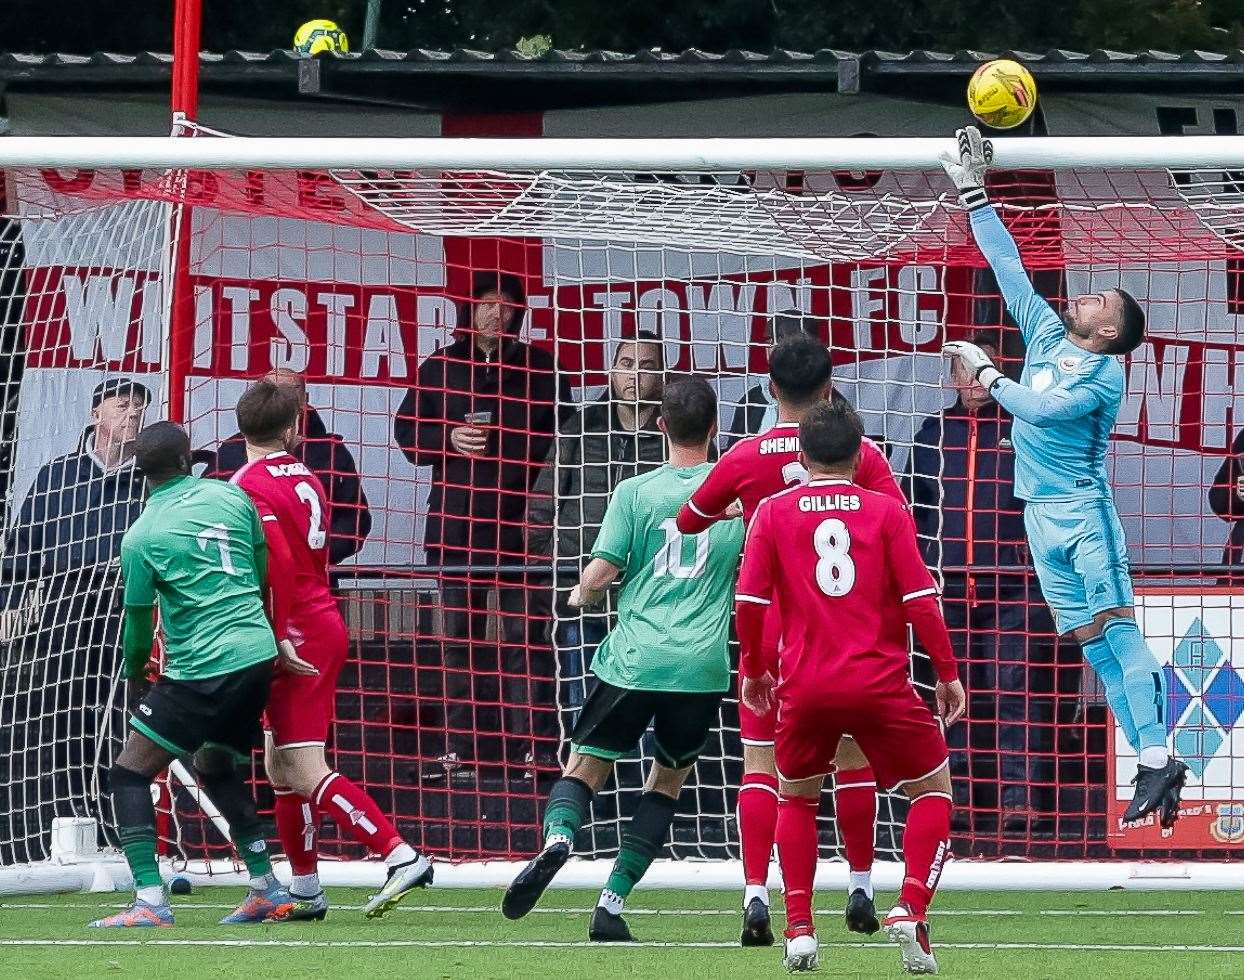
0 155 1242 876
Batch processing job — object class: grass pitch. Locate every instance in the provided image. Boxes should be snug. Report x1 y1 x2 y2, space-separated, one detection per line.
0 887 1241 978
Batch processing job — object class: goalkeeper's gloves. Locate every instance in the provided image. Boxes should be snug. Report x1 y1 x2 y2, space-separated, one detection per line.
944 340 1004 391
938 126 993 210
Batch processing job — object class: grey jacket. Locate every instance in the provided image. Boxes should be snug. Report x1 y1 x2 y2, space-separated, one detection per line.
528 396 666 564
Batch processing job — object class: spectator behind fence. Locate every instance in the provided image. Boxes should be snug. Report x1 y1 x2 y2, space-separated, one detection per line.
1208 429 1244 581
204 369 372 567
727 311 889 459
0 377 150 862
728 309 820 442
395 271 569 780
529 332 666 706
908 339 1057 834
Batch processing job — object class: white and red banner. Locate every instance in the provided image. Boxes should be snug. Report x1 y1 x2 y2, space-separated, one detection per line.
7 166 1240 570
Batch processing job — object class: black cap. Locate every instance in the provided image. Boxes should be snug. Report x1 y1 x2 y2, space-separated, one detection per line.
92 378 152 409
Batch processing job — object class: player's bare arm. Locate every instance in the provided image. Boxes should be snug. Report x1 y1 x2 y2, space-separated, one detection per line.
936 677 967 727
569 556 621 609
740 671 776 717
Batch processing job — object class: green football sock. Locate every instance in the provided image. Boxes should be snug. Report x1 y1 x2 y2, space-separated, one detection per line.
190 751 275 884
233 829 275 881
111 764 163 892
119 827 163 891
601 791 677 907
542 777 594 844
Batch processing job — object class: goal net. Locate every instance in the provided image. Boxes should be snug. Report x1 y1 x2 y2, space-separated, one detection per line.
1 141 1242 891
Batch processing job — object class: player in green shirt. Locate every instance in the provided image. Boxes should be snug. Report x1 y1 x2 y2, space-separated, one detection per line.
90 422 301 929
503 377 744 940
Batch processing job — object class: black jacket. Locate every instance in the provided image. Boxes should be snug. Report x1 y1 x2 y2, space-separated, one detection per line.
3 442 146 601
528 396 666 561
1208 427 1244 574
909 402 1029 603
394 335 567 564
728 382 776 444
204 407 372 566
729 383 858 446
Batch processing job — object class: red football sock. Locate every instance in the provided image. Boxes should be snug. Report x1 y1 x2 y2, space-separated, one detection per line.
775 794 819 934
899 793 952 918
738 772 779 887
833 766 877 874
273 788 319 877
313 772 403 858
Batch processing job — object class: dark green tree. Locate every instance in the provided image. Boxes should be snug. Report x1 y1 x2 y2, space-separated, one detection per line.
0 0 1240 54
1069 0 1244 51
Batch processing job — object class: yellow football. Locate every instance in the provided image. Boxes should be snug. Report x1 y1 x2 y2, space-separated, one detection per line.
967 59 1037 130
294 19 350 57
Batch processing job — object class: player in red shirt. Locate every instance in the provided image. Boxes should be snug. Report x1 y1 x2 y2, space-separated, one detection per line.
735 399 965 975
230 380 433 920
676 334 904 944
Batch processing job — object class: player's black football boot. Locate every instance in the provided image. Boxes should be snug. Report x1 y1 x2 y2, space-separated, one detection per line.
1122 759 1188 825
589 904 635 942
502 839 570 920
1157 768 1190 830
739 896 774 946
285 890 329 922
845 888 880 935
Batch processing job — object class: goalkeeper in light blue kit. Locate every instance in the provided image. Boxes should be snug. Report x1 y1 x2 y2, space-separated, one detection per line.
941 127 1186 828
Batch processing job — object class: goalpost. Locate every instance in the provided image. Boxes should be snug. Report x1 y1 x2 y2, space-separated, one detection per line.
1 131 1243 895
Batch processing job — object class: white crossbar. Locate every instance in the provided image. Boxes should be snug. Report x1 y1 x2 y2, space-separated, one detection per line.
4 136 1244 171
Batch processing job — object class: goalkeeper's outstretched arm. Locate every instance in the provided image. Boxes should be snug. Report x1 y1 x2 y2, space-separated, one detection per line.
990 373 1105 427
941 126 1062 344
944 339 1108 428
968 208 1063 344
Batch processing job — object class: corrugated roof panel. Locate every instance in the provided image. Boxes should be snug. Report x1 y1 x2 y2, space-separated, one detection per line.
3 46 1244 79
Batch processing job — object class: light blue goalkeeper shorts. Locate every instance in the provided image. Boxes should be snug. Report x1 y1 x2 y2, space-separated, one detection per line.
1024 498 1135 635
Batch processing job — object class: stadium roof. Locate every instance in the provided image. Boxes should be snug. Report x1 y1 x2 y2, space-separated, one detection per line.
2 47 1243 109
4 47 1244 75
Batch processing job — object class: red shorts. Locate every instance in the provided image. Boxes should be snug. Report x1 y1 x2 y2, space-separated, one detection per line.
774 684 948 790
738 605 783 746
264 613 349 748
